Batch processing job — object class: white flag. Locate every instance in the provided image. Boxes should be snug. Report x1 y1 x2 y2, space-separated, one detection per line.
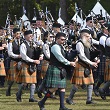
23 6 26 14
58 8 61 18
75 3 78 13
5 13 10 28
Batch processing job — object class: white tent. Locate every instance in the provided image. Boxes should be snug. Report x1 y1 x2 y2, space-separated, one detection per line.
88 2 110 18
21 14 31 30
32 16 37 21
71 13 83 26
83 2 110 29
21 14 29 21
57 8 65 26
57 17 65 26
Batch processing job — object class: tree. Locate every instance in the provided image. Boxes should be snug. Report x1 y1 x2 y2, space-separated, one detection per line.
60 0 67 22
0 0 110 26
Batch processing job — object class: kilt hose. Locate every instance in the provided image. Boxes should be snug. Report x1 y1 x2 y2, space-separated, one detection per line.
71 63 94 85
16 63 37 84
104 58 110 81
6 61 21 82
41 60 49 78
46 65 66 88
0 60 6 76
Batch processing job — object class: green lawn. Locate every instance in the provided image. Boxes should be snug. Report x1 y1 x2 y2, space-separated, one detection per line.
0 80 110 110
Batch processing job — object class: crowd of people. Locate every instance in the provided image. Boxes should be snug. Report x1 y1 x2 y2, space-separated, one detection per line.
0 13 110 110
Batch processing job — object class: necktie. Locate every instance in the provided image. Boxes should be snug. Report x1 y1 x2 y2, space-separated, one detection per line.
30 41 33 48
17 39 20 46
71 30 73 35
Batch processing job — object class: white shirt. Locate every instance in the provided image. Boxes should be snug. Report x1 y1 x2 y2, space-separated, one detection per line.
99 35 107 47
91 38 99 45
20 41 34 63
43 43 50 59
76 42 93 65
8 39 20 58
106 37 110 47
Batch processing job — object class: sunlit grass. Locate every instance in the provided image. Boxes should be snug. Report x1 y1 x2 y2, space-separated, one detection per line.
0 80 110 110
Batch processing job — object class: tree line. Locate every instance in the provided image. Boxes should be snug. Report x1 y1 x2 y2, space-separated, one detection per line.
0 0 109 26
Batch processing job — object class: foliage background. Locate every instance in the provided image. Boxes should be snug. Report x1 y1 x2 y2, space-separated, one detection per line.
0 0 110 26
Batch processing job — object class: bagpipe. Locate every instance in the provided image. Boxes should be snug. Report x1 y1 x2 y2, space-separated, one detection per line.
78 44 101 69
30 41 43 60
89 44 101 61
66 49 79 61
34 46 42 60
65 49 79 75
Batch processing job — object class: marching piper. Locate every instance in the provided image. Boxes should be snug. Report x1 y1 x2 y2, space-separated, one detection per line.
16 30 40 102
69 29 99 105
38 32 77 110
6 28 22 96
98 24 110 100
95 23 109 98
37 31 54 98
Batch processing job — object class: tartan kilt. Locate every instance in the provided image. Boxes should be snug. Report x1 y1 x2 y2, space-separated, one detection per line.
41 60 49 78
6 61 21 82
104 58 110 81
46 65 66 88
0 60 6 76
17 63 37 84
71 63 94 85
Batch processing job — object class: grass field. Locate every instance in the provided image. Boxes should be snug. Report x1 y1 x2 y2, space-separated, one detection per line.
0 80 110 110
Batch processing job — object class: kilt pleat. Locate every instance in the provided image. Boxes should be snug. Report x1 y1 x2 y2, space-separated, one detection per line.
46 65 66 88
6 61 18 81
0 60 6 76
17 63 37 84
104 59 110 81
71 63 94 85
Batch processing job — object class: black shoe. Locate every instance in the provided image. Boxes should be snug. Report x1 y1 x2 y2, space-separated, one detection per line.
86 100 96 104
29 98 38 102
66 98 75 105
38 101 46 110
16 92 22 102
59 106 72 110
99 88 106 100
6 90 11 96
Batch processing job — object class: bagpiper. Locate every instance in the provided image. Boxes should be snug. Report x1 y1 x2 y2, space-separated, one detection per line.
16 30 40 102
6 28 23 96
